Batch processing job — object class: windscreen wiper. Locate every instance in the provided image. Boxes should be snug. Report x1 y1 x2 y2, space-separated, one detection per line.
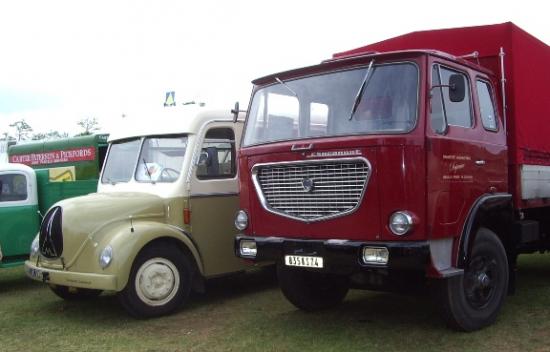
349 59 375 120
142 158 152 181
275 77 298 97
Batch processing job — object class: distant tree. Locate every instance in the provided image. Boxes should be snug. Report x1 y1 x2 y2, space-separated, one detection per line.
76 117 100 136
31 132 47 140
9 120 33 141
0 132 15 141
31 130 70 141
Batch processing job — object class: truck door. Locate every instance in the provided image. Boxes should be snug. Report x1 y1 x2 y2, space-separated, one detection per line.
426 61 496 240
0 169 39 264
189 123 244 277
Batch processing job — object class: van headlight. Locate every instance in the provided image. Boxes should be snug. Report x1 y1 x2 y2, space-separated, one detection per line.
99 245 113 269
234 210 249 231
30 236 40 257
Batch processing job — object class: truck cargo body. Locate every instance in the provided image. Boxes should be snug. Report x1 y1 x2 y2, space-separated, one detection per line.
235 23 550 331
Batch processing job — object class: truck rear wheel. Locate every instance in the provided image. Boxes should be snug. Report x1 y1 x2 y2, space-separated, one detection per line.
118 243 192 318
277 264 349 311
438 228 508 331
49 285 102 300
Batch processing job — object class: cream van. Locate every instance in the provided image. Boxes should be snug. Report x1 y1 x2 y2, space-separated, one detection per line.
26 108 250 317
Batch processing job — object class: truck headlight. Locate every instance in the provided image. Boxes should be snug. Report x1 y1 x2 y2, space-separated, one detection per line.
30 236 40 257
362 247 389 265
99 245 113 269
239 239 257 258
389 211 414 236
234 210 249 231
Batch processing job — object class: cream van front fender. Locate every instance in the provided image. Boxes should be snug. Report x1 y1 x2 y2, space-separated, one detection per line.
104 221 203 291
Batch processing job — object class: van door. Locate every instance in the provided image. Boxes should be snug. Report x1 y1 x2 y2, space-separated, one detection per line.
0 170 40 265
189 123 245 277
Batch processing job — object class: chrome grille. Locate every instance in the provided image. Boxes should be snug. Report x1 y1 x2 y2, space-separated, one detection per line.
253 158 370 221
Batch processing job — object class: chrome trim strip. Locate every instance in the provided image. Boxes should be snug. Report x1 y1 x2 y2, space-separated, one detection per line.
251 157 372 223
189 192 238 198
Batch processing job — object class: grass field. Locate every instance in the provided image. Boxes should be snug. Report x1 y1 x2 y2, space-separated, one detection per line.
1 254 550 352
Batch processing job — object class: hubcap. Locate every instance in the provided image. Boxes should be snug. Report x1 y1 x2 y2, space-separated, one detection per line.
135 257 180 306
464 255 498 309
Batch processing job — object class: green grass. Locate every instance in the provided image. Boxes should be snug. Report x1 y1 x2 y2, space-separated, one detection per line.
2 254 550 351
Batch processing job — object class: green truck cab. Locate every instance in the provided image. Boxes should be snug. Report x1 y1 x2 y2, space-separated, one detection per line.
0 135 107 268
25 108 252 317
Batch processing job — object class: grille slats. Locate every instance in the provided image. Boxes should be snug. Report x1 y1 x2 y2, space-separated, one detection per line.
254 159 369 221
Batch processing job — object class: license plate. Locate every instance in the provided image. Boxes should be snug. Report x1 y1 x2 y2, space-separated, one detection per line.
284 255 324 268
26 267 43 280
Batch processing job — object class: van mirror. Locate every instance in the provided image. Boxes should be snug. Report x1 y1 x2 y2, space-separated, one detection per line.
448 74 466 102
231 102 240 122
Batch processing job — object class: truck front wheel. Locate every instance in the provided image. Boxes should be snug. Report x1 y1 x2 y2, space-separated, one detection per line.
118 243 192 318
438 228 509 331
277 264 349 311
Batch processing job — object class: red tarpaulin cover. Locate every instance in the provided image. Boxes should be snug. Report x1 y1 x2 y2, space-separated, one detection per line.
334 22 550 166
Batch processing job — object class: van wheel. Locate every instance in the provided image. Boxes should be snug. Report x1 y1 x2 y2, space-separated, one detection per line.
277 264 349 311
118 243 192 318
49 285 102 300
438 228 509 331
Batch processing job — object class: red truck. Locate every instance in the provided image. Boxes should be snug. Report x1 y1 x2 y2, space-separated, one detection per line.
234 22 550 331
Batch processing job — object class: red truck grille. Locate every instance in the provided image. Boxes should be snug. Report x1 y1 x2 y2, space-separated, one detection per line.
252 158 370 222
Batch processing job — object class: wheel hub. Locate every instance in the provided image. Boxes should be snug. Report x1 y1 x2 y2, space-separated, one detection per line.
135 257 181 306
464 255 498 309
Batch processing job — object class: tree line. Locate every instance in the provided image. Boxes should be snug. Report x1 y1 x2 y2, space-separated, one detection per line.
1 117 100 142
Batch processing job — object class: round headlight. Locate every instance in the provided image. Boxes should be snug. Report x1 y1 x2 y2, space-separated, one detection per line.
99 245 113 269
389 211 414 236
235 210 249 231
30 236 40 257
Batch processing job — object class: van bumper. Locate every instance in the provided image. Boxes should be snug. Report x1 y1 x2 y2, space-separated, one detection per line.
25 260 118 291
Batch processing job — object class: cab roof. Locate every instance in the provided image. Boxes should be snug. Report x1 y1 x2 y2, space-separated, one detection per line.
108 107 244 142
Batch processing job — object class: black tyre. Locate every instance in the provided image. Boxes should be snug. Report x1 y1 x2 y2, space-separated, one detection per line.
49 285 102 300
277 263 349 311
438 227 509 331
118 243 192 318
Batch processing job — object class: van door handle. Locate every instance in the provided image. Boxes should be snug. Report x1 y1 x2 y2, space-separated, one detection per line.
475 160 486 166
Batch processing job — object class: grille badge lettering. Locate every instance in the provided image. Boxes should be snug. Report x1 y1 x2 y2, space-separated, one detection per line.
306 149 362 158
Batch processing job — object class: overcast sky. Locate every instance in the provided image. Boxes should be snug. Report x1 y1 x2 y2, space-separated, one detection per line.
0 0 548 138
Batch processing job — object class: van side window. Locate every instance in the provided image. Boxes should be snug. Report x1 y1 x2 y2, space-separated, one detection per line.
431 64 473 129
196 128 236 180
0 173 27 202
476 80 498 131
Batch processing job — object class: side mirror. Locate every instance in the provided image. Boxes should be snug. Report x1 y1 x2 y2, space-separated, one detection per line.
448 74 466 102
231 102 240 123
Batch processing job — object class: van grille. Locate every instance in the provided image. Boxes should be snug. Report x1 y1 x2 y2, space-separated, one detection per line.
253 158 370 221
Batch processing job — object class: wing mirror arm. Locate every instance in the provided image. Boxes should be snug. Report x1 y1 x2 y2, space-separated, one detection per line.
231 101 246 123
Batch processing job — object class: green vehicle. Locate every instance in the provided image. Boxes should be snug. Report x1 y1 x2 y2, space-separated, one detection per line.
25 109 253 317
0 135 108 268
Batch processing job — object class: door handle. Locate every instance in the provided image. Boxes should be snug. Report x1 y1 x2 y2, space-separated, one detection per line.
475 160 486 166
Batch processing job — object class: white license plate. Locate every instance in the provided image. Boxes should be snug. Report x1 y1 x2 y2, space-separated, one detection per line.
26 267 43 280
285 255 324 268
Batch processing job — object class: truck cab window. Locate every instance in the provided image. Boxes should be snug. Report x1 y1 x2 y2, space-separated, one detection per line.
477 80 498 131
196 128 236 180
431 65 472 129
0 173 27 202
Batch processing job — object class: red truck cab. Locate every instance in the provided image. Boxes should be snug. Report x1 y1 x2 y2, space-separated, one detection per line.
235 22 549 331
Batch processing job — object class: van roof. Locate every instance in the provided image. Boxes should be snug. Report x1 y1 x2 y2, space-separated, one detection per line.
108 107 244 142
